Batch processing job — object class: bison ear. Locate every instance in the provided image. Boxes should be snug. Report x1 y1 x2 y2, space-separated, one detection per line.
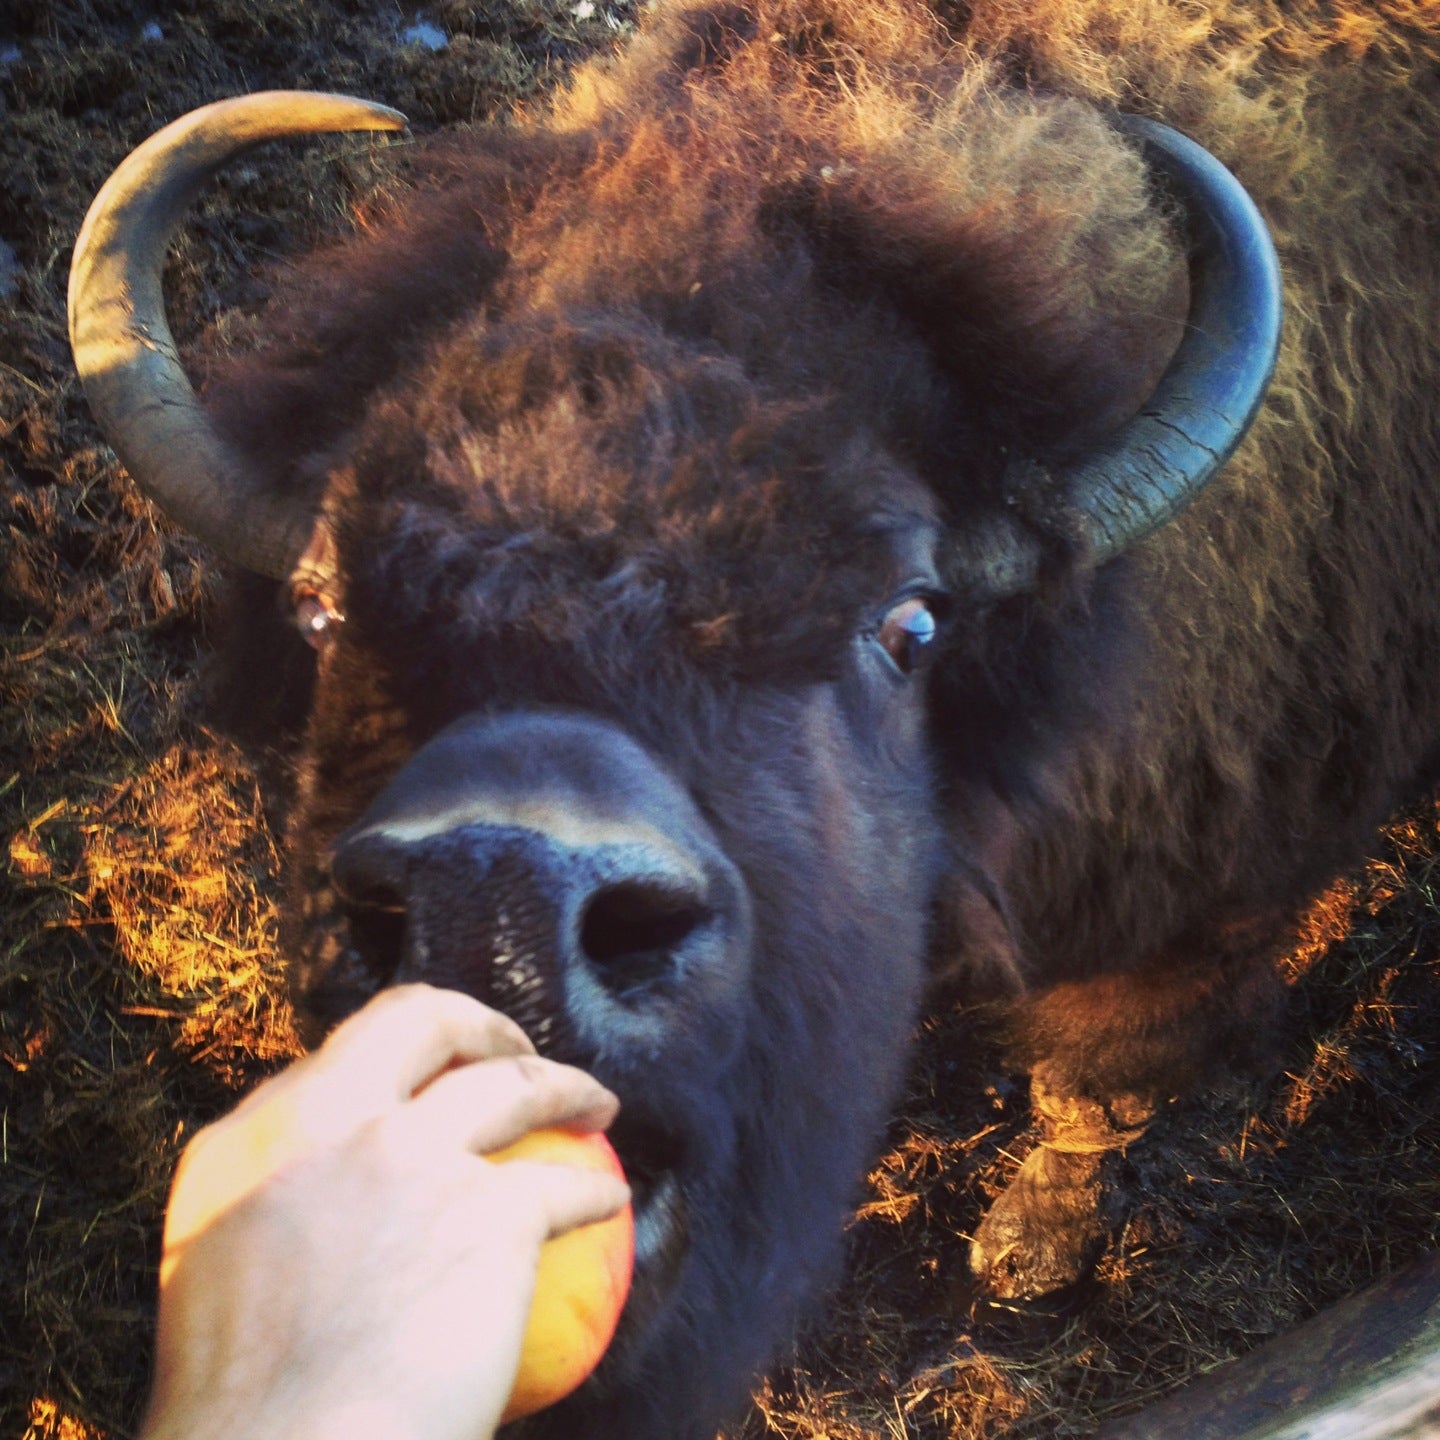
204 569 319 751
768 118 1187 470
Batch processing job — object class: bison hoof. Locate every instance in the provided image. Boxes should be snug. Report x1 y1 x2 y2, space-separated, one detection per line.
968 1146 1109 1301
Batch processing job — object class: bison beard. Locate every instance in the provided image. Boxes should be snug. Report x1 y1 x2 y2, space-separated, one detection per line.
67 0 1440 1436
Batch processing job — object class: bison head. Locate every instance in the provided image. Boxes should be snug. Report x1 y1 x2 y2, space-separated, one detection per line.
68 18 1278 1432
270 314 957 1432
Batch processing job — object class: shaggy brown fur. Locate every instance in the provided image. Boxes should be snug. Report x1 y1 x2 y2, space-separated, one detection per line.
187 0 1440 1431
934 0 1440 1074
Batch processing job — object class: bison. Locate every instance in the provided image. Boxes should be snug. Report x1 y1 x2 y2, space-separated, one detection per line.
68 0 1440 1435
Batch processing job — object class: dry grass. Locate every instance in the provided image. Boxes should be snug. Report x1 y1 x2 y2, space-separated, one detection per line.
3 3 1438 1438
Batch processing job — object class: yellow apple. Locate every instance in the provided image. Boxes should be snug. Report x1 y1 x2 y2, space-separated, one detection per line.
490 1127 635 1423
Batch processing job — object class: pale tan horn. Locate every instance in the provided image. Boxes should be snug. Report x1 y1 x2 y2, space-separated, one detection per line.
68 91 407 579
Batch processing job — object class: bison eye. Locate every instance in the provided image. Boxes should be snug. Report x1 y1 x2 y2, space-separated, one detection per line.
294 591 345 651
875 596 939 676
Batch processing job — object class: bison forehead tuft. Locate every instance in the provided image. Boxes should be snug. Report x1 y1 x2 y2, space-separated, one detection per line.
331 311 939 693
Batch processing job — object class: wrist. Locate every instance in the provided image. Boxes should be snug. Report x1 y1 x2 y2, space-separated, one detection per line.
142 1369 502 1440
141 1394 451 1440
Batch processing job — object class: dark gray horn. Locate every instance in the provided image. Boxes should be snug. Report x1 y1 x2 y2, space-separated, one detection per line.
951 113 1284 600
68 92 407 580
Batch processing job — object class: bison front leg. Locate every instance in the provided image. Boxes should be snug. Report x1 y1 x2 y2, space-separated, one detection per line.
968 1065 1155 1301
969 946 1287 1300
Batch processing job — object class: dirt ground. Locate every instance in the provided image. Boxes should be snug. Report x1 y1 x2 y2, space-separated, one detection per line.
2 3 1438 1438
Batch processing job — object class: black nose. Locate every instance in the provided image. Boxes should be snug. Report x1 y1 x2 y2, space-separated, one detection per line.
331 822 715 997
324 710 750 1057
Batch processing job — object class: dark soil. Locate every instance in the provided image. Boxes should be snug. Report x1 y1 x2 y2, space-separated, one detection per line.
3 4 1438 1439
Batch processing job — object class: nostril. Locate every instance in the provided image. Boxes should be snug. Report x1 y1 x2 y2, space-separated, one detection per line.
580 881 710 999
330 833 409 982
344 892 408 984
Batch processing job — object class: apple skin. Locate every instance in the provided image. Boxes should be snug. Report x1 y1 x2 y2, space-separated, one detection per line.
490 1127 635 1423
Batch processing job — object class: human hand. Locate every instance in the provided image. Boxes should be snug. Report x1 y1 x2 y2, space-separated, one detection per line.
140 984 629 1440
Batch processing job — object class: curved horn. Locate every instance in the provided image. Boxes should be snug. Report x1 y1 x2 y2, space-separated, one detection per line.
952 114 1283 600
68 92 408 580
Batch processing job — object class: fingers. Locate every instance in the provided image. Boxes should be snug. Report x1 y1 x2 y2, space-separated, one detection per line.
175 986 623 1213
319 984 537 1101
221 986 535 1136
486 1159 632 1241
403 1052 621 1156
